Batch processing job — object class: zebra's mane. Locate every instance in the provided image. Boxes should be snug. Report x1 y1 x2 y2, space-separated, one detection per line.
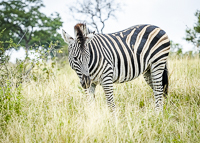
74 23 87 49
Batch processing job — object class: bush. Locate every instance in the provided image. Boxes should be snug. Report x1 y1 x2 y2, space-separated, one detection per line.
0 29 61 130
0 82 23 129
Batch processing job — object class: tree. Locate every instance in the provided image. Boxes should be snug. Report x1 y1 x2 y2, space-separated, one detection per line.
185 10 200 54
170 40 183 56
0 0 65 51
68 0 121 33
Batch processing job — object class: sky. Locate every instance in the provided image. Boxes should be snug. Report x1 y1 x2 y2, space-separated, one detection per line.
8 0 200 62
41 0 200 52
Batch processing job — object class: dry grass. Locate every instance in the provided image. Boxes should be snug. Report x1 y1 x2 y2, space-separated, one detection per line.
0 56 200 142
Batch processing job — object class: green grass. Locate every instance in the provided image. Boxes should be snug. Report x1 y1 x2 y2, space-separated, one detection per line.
0 56 200 142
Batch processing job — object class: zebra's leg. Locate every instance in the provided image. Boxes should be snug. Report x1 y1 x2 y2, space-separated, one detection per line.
101 76 116 115
151 62 167 112
162 64 168 98
143 67 153 90
84 83 96 104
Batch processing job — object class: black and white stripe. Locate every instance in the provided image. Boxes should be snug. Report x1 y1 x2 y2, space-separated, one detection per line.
86 24 170 112
63 24 170 114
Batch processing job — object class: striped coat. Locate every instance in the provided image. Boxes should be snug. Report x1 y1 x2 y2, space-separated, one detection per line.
62 23 170 115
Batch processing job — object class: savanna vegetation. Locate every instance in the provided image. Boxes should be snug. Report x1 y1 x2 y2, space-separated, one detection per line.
0 55 199 142
0 0 200 142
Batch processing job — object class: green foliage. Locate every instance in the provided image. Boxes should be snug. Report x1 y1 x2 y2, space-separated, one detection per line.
0 29 23 129
0 0 65 131
0 0 65 50
0 29 60 130
170 41 183 56
185 10 200 50
0 82 23 129
170 40 199 59
0 29 19 62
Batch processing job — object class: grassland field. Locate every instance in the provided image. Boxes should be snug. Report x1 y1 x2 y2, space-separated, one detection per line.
0 56 200 142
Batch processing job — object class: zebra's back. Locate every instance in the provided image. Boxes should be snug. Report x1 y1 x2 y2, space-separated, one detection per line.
88 24 170 83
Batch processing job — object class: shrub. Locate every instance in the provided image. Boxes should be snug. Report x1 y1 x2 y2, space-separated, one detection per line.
0 29 61 129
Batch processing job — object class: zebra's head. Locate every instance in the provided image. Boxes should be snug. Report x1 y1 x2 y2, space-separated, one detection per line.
62 23 95 89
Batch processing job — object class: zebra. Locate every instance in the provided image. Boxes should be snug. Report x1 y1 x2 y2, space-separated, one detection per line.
62 23 170 114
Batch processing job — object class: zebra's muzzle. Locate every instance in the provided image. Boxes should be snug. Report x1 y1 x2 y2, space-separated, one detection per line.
80 74 91 89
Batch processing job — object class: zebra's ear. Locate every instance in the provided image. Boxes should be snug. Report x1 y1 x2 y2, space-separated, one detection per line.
85 33 94 45
62 29 74 44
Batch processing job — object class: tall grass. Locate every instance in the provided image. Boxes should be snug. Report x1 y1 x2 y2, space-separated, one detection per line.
0 56 200 142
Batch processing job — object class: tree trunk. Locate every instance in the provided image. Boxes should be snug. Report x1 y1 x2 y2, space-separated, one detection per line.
25 41 29 58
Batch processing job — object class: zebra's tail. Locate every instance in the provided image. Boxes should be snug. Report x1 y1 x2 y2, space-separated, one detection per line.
162 63 168 98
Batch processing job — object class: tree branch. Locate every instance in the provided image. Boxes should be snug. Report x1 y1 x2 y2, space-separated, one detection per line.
68 0 121 33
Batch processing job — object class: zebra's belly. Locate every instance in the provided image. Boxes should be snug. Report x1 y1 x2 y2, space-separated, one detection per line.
112 73 139 84
112 65 141 84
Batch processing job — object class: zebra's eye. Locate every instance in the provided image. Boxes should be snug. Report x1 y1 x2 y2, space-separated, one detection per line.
74 57 78 61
